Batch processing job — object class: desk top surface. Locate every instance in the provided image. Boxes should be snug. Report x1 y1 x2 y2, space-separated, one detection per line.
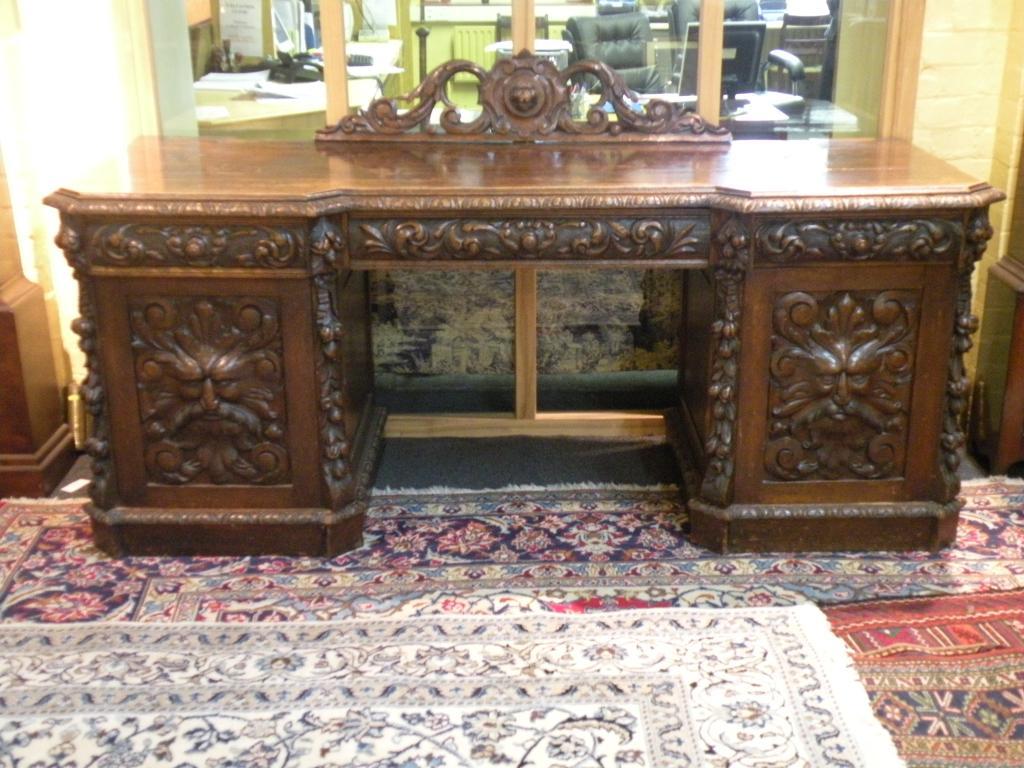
48 137 1002 217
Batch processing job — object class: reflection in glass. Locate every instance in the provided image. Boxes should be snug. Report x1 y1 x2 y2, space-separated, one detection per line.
370 270 515 413
538 269 681 412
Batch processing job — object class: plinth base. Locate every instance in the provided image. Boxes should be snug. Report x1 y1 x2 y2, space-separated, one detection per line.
688 497 960 553
86 405 386 557
89 503 366 557
0 424 76 497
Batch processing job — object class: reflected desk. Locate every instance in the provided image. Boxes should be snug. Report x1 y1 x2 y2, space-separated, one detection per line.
47 138 1001 556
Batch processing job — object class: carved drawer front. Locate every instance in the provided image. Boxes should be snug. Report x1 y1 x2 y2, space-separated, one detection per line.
85 221 307 269
754 218 963 265
130 296 290 486
764 289 918 482
348 216 710 263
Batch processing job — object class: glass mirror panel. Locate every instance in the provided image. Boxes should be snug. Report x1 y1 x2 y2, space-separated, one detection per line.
537 269 681 412
708 0 891 139
371 270 515 413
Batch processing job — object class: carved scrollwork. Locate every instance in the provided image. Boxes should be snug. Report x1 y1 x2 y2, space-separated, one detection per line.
318 51 729 143
55 216 114 509
756 219 963 264
700 216 750 506
351 217 706 262
89 223 304 268
939 210 994 500
312 217 355 509
765 290 917 481
130 297 290 485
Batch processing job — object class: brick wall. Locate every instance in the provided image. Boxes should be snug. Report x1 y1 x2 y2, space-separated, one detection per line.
913 0 1023 378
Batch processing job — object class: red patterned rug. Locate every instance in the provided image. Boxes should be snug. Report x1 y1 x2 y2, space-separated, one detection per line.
826 590 1024 767
1 478 1023 622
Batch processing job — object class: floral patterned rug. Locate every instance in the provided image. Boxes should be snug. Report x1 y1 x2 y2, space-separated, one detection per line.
1 478 1023 623
0 605 904 767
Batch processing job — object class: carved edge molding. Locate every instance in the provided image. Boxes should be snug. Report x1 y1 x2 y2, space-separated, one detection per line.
90 504 363 526
87 222 306 269
311 216 356 510
755 218 963 264
699 215 750 506
351 217 706 262
44 189 1005 220
55 216 115 511
939 209 994 501
689 496 960 521
317 52 729 143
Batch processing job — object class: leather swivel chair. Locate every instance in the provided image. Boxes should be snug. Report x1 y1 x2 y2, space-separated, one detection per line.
764 13 833 97
563 12 663 94
668 0 759 33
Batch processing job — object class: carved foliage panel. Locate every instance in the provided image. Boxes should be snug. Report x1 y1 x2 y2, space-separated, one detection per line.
351 217 708 263
765 289 919 482
88 222 305 269
755 218 963 265
129 296 291 485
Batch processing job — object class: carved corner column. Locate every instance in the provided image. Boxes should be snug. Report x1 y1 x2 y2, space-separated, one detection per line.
938 210 992 495
688 213 749 545
311 216 385 554
0 188 75 497
54 216 113 510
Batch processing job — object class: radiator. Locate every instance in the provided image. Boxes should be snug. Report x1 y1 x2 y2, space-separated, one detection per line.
451 26 495 80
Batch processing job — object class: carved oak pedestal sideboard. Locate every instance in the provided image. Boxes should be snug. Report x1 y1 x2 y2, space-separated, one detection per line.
46 138 1000 556
46 56 1002 556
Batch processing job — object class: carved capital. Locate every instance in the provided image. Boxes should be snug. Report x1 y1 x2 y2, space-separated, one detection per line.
756 218 962 264
351 217 707 263
311 216 347 274
318 52 729 144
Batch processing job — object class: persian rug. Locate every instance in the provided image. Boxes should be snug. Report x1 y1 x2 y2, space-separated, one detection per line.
0 604 905 767
826 590 1024 768
1 478 1023 623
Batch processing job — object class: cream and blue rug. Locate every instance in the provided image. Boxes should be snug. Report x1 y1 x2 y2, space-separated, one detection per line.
0 604 904 766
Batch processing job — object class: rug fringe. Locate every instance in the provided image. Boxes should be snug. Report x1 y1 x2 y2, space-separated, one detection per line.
1 496 90 506
370 482 681 496
793 603 909 767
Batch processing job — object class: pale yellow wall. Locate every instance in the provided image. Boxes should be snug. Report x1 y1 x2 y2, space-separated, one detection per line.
0 0 158 384
913 0 1021 375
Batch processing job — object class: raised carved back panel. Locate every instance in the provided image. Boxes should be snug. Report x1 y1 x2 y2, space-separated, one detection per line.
129 296 290 486
765 289 918 482
317 52 729 144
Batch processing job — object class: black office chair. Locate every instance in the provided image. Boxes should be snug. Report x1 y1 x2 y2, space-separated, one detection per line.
495 14 550 43
764 13 833 97
563 12 662 94
668 0 759 33
667 1 760 94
